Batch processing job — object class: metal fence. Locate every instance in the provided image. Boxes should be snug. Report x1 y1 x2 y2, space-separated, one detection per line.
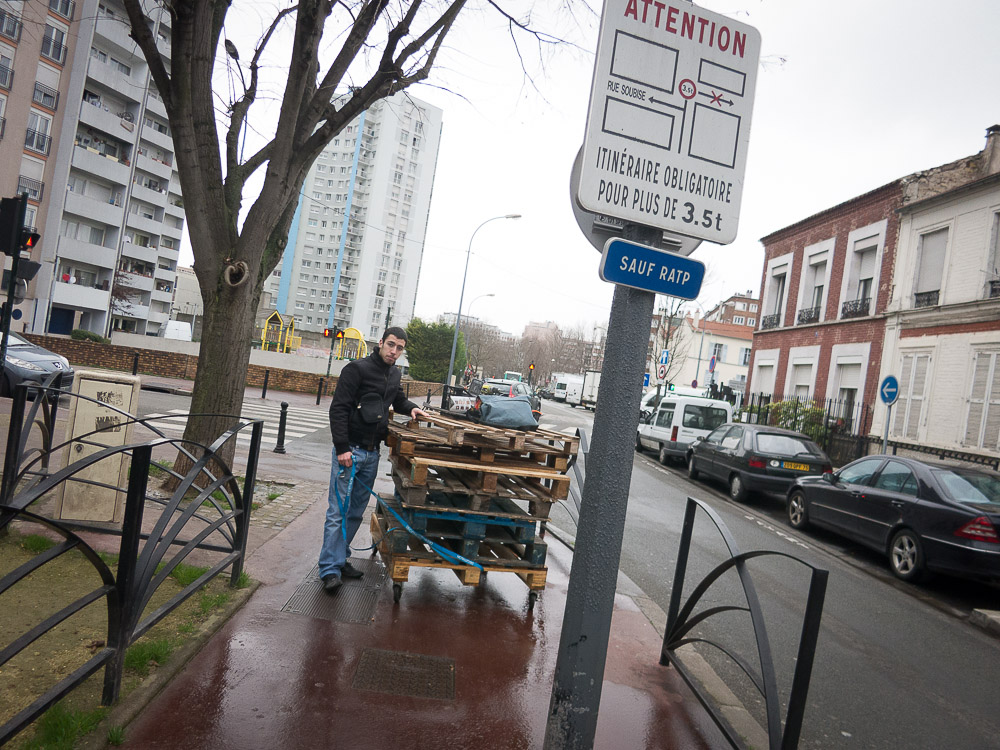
661 497 828 749
740 392 872 467
0 379 262 745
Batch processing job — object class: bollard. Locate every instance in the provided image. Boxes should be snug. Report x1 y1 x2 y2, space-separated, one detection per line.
273 402 288 454
316 378 324 405
131 352 139 376
261 369 270 399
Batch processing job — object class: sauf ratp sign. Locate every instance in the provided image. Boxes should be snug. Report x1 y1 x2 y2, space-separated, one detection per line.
577 1 761 244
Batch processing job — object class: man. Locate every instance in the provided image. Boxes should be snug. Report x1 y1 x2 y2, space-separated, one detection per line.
319 327 427 593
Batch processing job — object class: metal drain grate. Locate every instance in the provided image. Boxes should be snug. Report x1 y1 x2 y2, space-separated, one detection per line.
352 648 456 700
280 559 388 624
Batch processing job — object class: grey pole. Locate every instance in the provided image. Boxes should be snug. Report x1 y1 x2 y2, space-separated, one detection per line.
545 224 658 749
443 215 519 407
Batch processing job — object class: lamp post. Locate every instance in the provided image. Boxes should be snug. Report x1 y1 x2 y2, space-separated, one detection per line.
689 300 709 390
443 214 520 407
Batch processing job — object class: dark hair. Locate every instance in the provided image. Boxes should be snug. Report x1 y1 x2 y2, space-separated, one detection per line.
381 326 408 343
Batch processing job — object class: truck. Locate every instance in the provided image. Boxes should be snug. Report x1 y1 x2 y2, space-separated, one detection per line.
553 373 582 402
580 370 601 410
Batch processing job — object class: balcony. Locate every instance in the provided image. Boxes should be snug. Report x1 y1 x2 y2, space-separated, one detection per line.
990 280 1000 299
760 313 780 330
72 142 130 184
914 290 939 308
33 81 60 110
59 237 117 268
25 128 52 155
53 281 111 311
64 190 124 227
17 176 44 202
841 297 871 319
79 100 136 138
0 9 21 42
48 0 75 21
797 306 820 325
40 34 67 64
0 63 12 90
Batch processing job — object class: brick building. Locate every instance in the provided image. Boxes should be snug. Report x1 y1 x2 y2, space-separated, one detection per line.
747 180 904 428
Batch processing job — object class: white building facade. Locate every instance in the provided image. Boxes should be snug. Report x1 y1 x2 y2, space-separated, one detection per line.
264 92 442 343
0 0 186 337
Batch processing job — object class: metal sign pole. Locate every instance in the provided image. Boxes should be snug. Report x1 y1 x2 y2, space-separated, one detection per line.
882 403 892 454
545 225 657 749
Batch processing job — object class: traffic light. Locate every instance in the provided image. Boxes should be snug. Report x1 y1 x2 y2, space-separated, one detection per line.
0 197 22 255
323 327 332 337
19 229 39 252
529 362 535 371
668 383 675 391
335 329 344 339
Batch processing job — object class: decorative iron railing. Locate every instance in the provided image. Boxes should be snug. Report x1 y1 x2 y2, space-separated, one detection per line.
0 9 21 42
0 378 263 746
760 313 780 330
914 290 939 308
0 62 12 89
661 497 828 750
48 0 75 21
796 306 820 325
32 81 59 110
24 128 51 155
840 297 870 318
990 280 1000 299
17 175 44 202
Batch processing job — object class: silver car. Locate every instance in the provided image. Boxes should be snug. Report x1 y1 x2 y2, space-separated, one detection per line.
1 332 75 396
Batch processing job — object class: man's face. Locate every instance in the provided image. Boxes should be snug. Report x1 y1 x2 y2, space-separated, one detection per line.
379 334 406 366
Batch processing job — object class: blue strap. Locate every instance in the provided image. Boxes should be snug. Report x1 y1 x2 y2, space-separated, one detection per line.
332 462 356 542
348 472 484 572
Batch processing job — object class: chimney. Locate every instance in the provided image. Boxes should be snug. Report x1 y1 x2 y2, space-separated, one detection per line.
984 124 1000 176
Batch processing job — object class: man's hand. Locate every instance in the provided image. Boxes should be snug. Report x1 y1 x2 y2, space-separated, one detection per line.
410 407 429 420
337 450 353 468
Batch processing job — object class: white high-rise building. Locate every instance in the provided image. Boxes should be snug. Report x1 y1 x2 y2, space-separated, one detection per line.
263 92 442 343
0 0 184 337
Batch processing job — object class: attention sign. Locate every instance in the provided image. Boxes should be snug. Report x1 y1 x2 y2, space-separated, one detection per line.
577 1 761 244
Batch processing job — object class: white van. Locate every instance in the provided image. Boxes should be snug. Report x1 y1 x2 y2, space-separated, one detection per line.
636 395 733 463
158 320 193 341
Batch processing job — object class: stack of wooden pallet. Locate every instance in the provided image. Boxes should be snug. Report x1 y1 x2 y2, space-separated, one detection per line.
372 410 578 604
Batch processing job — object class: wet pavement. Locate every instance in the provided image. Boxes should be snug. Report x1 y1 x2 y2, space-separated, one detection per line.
3 376 731 748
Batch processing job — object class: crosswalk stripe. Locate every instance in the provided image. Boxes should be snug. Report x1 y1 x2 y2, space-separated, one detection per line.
139 407 328 445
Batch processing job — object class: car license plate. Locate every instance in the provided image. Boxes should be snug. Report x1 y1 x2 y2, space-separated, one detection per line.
783 461 810 471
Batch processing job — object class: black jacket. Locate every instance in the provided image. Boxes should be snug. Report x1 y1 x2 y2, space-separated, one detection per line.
329 349 417 454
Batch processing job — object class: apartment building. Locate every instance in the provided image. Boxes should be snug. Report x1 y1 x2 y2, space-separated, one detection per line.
704 290 760 329
1 0 185 337
263 92 442 344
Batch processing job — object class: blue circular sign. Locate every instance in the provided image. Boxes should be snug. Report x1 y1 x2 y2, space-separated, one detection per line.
879 375 900 406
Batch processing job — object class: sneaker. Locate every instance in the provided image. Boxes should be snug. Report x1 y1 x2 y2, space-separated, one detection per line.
341 562 364 579
322 574 342 593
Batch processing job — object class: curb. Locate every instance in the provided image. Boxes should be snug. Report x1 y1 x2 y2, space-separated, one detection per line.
970 608 1000 636
78 580 261 750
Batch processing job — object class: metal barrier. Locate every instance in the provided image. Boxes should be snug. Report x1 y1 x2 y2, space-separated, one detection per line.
0 380 262 745
660 497 828 750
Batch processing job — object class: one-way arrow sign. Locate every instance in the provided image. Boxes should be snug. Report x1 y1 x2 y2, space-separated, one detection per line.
880 375 899 406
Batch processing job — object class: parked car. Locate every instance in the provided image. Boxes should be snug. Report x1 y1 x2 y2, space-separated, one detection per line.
1 332 75 397
476 378 542 416
786 456 1000 583
636 394 733 463
686 423 832 502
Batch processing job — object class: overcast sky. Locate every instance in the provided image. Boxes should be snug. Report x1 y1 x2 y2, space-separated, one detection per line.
197 1 1000 339
399 0 1000 337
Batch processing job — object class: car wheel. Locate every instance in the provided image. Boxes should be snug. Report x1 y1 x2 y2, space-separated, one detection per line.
658 446 670 465
687 454 699 480
889 529 924 582
787 491 809 529
729 473 748 502
635 433 644 453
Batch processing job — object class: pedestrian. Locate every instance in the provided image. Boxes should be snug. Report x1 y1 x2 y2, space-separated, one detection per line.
319 326 427 593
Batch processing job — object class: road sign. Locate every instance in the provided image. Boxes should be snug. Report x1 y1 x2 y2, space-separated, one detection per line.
659 349 669 366
599 238 705 299
657 364 667 379
643 372 650 387
880 375 900 406
709 355 716 373
577 1 761 244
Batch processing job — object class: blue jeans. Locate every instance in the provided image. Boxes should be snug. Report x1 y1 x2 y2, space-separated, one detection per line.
318 445 381 579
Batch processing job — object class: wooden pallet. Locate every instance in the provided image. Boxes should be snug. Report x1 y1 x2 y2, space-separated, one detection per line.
370 511 547 592
391 469 558 519
388 427 570 470
396 410 580 456
391 453 571 501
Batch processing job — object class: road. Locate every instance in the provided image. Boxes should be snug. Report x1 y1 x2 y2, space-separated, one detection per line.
539 398 1000 749
134 389 1000 747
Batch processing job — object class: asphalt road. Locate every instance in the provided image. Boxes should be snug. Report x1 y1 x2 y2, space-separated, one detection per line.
134 389 1000 747
539 398 1000 749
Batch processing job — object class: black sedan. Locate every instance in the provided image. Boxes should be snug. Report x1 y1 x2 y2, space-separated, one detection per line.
786 456 1000 583
687 423 832 502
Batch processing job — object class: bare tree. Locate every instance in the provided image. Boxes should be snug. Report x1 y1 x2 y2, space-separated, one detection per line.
109 269 148 331
118 0 572 462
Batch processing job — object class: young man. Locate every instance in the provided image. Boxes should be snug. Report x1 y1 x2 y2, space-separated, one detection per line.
318 327 427 593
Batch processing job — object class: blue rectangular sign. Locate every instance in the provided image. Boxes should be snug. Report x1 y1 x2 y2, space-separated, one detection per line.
599 238 705 300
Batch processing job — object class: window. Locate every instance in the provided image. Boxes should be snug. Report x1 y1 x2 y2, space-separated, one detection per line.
711 343 727 362
790 363 812 399
872 462 918 496
25 111 52 154
739 347 751 366
964 350 1000 450
914 227 948 307
893 353 931 440
733 315 745 325
654 405 675 428
41 25 67 63
720 426 743 450
839 222 886 319
838 458 882 486
750 304 758 312
682 405 728 431
748 318 756 326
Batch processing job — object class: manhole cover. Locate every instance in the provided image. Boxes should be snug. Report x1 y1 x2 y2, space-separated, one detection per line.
280 560 387 624
352 648 455 700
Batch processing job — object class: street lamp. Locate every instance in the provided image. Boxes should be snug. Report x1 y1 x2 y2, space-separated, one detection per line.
444 214 520 407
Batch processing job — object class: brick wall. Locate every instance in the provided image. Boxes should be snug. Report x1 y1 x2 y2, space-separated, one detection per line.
22 334 447 402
